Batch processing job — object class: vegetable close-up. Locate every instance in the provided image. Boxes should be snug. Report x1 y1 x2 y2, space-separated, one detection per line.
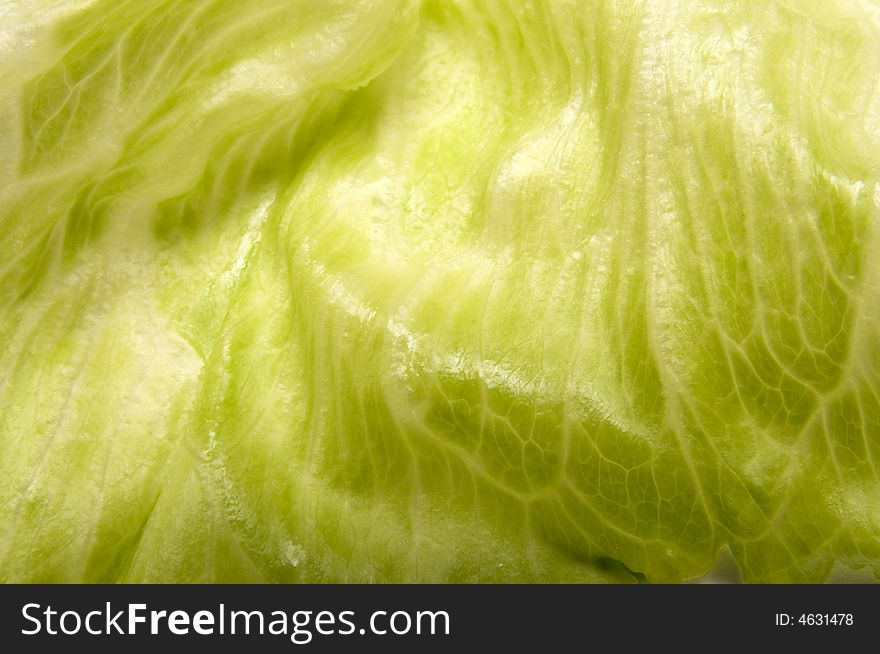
1 0 879 584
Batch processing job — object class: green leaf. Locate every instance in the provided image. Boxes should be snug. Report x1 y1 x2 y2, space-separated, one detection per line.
1 0 879 583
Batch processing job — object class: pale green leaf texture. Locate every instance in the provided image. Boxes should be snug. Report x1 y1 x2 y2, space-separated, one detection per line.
2 0 880 583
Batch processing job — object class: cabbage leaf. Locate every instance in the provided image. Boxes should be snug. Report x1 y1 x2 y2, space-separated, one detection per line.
2 0 880 583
